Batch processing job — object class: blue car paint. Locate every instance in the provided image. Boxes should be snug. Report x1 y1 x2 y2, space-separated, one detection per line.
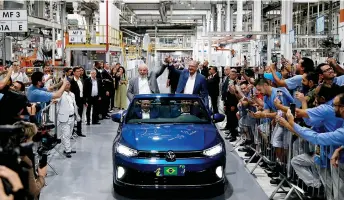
112 94 226 189
120 124 220 151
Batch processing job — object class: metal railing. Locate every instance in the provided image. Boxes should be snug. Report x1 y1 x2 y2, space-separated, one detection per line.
240 117 344 200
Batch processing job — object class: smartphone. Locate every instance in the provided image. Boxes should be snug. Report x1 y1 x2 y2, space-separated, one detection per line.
271 54 278 63
290 103 296 117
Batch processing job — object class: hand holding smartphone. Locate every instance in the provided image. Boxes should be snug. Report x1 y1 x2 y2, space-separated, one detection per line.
290 103 296 117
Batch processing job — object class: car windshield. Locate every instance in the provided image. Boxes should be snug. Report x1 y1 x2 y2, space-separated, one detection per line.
125 98 211 124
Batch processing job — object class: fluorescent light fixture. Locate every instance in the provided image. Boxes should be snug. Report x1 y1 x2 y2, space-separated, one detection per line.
134 10 207 15
122 0 160 3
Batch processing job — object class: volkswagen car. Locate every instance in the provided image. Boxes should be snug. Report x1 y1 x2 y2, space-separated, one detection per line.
111 94 226 193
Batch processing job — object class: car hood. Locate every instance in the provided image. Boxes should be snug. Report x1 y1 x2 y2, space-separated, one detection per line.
120 124 219 151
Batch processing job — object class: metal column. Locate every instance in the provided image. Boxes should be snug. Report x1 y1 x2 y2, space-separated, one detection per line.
339 1 344 64
216 4 222 32
226 0 232 66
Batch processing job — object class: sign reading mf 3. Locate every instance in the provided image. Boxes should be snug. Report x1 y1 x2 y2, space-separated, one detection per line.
155 165 185 177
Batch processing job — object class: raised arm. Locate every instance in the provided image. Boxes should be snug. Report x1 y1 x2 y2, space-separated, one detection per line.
127 79 135 102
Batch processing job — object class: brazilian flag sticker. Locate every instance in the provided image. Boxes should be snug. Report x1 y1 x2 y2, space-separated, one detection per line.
164 167 178 176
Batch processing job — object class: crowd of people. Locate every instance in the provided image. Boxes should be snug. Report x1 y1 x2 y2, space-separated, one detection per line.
126 56 344 200
1 54 344 200
0 61 128 199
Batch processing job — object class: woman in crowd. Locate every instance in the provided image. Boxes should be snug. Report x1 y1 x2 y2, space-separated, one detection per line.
115 66 128 110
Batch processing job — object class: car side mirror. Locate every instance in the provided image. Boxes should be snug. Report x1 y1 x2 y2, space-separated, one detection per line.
212 113 225 123
111 113 122 123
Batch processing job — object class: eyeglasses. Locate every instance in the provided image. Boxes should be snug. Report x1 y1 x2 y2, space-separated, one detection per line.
322 67 333 73
333 104 344 107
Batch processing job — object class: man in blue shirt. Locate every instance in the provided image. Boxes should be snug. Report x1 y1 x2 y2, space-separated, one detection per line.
286 93 344 200
27 71 68 103
270 58 314 108
249 78 293 164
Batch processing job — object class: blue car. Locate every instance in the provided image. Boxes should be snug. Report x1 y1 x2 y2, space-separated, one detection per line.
111 94 226 193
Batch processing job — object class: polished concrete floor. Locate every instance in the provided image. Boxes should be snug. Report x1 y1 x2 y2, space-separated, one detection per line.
40 119 268 200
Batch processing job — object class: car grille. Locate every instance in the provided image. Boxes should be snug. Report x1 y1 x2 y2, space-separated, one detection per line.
121 166 220 186
137 151 205 158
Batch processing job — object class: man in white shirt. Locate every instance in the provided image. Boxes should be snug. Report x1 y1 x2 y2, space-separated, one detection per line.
167 60 209 108
11 61 29 84
56 82 80 158
127 62 168 102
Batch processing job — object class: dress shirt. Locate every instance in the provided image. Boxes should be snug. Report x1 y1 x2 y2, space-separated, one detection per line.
138 77 151 94
65 92 75 115
11 71 29 83
142 110 150 119
74 77 83 98
184 73 196 94
91 78 98 97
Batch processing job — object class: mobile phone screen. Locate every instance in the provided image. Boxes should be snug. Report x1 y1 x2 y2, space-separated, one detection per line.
290 103 296 116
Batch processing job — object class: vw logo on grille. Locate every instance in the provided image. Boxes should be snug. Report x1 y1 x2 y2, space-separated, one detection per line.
165 150 176 162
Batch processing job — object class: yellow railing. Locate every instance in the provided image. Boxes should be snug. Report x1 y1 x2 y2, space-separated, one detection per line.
66 25 122 48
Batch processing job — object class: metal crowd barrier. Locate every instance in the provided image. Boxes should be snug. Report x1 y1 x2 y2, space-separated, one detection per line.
241 118 344 200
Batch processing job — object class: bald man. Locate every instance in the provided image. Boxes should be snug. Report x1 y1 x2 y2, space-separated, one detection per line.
127 62 168 101
167 59 209 108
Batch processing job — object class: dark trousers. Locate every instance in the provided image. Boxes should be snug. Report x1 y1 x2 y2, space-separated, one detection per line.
226 107 238 137
210 95 219 113
86 96 100 123
110 91 115 109
102 94 110 117
76 101 84 134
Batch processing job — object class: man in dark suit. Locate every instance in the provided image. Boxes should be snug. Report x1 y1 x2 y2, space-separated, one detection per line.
69 66 86 137
101 62 114 119
167 63 183 94
167 59 209 108
198 60 209 77
94 61 103 79
84 70 103 125
133 100 159 119
221 67 230 130
207 66 220 113
224 68 239 142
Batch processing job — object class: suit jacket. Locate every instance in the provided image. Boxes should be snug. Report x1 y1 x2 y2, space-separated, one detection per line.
70 77 84 105
221 76 229 100
198 67 209 77
83 77 103 102
95 68 102 79
133 109 159 119
56 91 80 123
168 65 209 108
101 69 114 94
127 64 168 101
207 73 220 97
168 67 182 89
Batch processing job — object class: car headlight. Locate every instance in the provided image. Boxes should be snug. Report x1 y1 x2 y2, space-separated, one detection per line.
203 143 223 157
115 143 138 157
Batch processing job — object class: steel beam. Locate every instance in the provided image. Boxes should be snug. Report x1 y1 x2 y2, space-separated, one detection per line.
28 16 62 29
207 31 274 36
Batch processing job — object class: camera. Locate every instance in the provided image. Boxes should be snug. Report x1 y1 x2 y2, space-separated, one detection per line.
32 124 61 168
271 54 278 63
0 125 29 197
